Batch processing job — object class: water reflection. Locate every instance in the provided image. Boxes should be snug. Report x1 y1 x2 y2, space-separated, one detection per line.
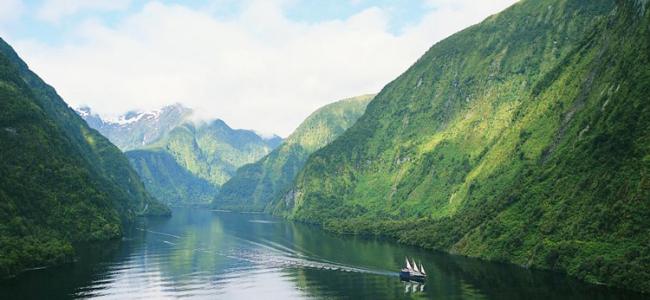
0 208 648 300
403 281 426 295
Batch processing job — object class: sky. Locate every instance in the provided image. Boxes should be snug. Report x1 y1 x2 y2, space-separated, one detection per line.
0 0 519 136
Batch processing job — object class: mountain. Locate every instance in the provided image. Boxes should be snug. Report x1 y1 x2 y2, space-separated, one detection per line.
126 149 218 205
0 38 169 277
76 104 192 151
275 0 650 293
77 105 282 206
142 119 281 187
125 119 281 205
213 94 373 211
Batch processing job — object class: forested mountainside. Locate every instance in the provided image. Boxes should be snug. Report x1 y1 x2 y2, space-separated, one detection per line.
77 104 192 151
126 120 281 205
145 120 281 187
127 150 218 206
0 38 169 277
78 105 282 206
276 0 650 292
213 95 373 211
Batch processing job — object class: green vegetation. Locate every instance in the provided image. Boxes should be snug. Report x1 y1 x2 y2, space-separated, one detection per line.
127 149 218 206
127 120 280 205
148 120 279 187
213 95 373 211
0 38 169 278
276 0 650 293
80 104 281 206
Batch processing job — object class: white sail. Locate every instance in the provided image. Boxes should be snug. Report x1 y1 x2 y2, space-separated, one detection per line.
412 259 420 273
420 263 426 274
405 258 412 270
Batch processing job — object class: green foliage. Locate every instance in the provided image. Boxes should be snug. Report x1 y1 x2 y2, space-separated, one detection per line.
125 119 280 205
278 0 650 293
79 104 281 206
148 120 278 187
0 38 169 278
127 149 219 206
213 95 373 211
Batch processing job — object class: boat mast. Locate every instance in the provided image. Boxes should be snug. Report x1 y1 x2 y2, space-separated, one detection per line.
420 262 426 274
405 257 412 270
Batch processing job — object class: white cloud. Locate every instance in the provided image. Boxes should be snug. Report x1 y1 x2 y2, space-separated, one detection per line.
0 0 24 23
36 0 132 23
14 0 518 136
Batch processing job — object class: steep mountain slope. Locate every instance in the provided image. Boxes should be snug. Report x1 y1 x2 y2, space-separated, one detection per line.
0 38 169 277
127 150 218 205
213 95 373 211
277 0 649 292
77 104 192 151
78 105 281 206
126 120 281 205
146 120 280 187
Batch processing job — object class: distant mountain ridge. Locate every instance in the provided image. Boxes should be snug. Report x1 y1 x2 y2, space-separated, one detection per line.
127 149 219 205
142 118 281 187
76 104 193 151
77 104 282 206
213 94 373 211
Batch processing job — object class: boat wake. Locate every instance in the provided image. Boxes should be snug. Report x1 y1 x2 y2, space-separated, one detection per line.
231 250 395 277
138 228 398 278
231 237 397 277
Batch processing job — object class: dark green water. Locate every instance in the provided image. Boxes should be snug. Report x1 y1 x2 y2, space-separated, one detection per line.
1 208 647 299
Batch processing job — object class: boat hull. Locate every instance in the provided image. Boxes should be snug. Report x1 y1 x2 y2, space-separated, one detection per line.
399 270 426 282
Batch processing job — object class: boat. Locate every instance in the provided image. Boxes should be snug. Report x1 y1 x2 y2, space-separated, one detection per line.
399 257 427 282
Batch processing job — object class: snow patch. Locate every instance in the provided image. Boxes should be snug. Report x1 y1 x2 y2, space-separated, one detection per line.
74 107 91 117
106 112 146 125
104 109 162 125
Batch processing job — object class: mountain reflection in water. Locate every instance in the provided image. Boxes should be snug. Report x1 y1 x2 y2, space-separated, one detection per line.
1 208 647 300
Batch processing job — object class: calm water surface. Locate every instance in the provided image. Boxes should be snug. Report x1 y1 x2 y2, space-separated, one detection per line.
1 208 647 299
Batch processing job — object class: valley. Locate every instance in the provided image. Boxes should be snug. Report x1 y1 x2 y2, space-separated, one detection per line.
1 0 649 298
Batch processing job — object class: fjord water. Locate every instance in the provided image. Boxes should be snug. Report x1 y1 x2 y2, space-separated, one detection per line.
2 209 645 300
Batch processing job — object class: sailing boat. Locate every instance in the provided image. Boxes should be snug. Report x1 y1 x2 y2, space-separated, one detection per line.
399 257 427 282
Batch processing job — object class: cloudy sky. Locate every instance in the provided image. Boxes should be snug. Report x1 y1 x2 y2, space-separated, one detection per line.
1 0 518 136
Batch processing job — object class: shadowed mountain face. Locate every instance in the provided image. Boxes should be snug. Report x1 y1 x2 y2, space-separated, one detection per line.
78 105 282 206
213 94 373 212
0 38 169 277
126 149 219 206
275 0 650 293
146 119 281 187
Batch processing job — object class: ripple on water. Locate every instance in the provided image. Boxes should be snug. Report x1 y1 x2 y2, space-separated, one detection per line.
6 209 639 300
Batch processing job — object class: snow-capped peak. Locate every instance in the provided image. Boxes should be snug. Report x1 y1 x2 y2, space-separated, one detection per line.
104 109 162 125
